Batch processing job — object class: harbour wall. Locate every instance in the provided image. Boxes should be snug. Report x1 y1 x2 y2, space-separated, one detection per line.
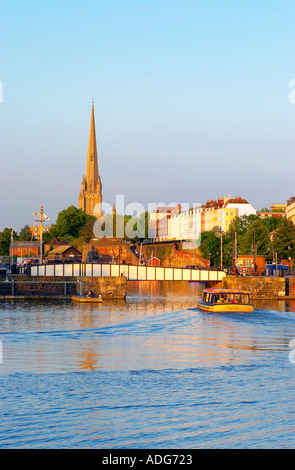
0 275 127 300
222 275 295 299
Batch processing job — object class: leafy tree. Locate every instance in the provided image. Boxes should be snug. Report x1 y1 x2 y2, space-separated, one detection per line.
272 218 295 261
124 214 138 242
137 211 149 239
0 228 17 256
242 219 270 256
18 224 33 241
49 206 95 240
199 227 223 267
260 216 282 233
80 217 96 242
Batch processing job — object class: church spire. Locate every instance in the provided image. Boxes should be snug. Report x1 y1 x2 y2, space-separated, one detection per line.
85 100 98 184
79 101 102 217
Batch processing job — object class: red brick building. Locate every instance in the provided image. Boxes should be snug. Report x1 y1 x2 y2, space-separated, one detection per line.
10 241 41 258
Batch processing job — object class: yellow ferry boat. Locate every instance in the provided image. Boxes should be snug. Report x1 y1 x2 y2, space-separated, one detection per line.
198 288 253 312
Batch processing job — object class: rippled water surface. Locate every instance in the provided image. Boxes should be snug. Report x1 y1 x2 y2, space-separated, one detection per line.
1 281 295 448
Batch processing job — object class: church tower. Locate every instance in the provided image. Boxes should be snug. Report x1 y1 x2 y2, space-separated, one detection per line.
79 101 102 217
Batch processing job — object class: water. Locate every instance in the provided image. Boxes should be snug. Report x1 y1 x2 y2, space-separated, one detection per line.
1 281 295 448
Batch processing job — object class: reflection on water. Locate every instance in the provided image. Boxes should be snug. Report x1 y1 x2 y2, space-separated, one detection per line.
0 281 295 374
1 281 295 449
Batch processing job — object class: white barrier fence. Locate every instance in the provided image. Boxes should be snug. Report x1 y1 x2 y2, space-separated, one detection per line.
29 263 226 282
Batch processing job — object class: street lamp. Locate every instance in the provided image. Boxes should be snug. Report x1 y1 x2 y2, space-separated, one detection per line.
252 228 256 276
32 206 50 264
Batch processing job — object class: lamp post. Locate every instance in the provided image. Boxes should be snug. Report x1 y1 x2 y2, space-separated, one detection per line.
32 205 50 264
253 228 256 276
220 231 223 270
10 229 13 273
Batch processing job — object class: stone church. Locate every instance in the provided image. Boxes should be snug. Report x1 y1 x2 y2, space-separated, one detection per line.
78 101 102 217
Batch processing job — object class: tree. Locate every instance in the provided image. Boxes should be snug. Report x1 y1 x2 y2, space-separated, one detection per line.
18 224 33 241
80 217 96 243
242 219 270 256
137 211 149 239
260 216 282 233
199 227 223 267
49 206 95 240
272 218 295 261
0 228 17 256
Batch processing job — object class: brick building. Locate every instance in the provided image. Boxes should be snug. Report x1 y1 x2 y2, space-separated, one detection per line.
10 241 41 258
47 245 82 263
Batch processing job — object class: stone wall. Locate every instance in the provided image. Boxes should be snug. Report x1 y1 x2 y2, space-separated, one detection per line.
89 241 139 265
222 275 290 299
1 275 126 299
141 242 209 268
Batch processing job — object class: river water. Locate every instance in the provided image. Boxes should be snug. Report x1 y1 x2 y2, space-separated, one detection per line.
0 280 295 449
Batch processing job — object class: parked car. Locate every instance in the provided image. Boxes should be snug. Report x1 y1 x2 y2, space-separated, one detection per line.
184 265 207 270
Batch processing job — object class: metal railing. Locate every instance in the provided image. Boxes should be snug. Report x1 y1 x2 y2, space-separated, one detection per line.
22 262 226 282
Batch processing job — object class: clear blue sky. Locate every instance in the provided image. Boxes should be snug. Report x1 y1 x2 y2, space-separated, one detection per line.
0 0 295 231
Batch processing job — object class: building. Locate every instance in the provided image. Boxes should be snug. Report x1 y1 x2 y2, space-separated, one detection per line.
79 101 102 217
29 225 51 241
257 202 286 220
43 238 70 255
201 196 256 233
149 206 181 241
146 257 161 267
148 196 256 242
271 203 287 212
286 196 295 224
257 210 285 219
236 255 266 276
47 245 82 263
222 196 256 231
176 206 202 242
10 241 41 258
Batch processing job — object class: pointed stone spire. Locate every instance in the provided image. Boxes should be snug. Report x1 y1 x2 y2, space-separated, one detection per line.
85 100 98 185
79 100 102 217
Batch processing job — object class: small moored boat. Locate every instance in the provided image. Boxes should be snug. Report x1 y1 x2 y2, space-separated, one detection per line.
71 296 102 303
198 288 253 312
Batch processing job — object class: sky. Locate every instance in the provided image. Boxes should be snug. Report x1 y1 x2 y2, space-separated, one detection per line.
0 0 295 231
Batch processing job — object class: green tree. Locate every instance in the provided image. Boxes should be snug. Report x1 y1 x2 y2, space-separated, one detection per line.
242 219 270 256
137 211 149 239
0 228 17 256
49 206 95 240
272 218 295 261
260 216 282 233
222 216 252 264
18 224 33 241
199 227 223 267
80 217 96 242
